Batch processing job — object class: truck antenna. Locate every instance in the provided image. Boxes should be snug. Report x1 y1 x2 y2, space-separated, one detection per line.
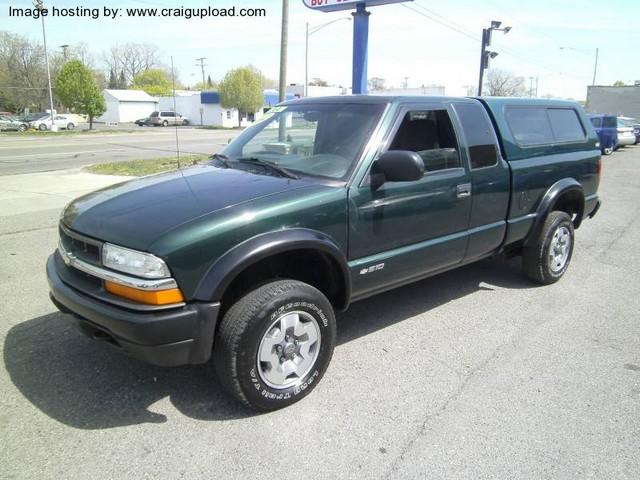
170 56 181 169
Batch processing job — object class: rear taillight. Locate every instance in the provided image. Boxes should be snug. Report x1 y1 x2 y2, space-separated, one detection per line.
597 157 602 176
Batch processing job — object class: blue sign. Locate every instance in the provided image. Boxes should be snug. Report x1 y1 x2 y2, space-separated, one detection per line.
302 0 411 13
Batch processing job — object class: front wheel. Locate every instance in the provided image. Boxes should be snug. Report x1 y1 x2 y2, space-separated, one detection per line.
523 211 575 285
66 123 75 130
182 119 189 126
214 280 336 411
602 147 613 155
18 124 27 132
162 120 169 127
38 123 47 131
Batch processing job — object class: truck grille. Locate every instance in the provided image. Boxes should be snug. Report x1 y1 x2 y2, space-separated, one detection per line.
59 224 102 266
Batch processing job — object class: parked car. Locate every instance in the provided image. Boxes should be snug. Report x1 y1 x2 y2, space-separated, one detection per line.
48 96 601 411
615 117 636 148
619 117 640 145
0 114 28 132
134 117 150 126
589 114 618 155
30 114 77 131
148 111 189 127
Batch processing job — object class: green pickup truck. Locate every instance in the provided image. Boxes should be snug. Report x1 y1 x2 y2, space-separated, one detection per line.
48 96 601 410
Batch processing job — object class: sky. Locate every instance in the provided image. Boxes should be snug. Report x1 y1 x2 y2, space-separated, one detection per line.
1 0 639 100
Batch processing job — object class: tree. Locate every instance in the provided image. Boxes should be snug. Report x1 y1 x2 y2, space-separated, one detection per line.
118 70 127 89
613 80 626 87
131 69 172 96
103 43 161 84
108 69 118 88
484 69 527 97
368 77 386 91
207 75 214 88
55 60 105 129
0 31 50 112
219 67 264 127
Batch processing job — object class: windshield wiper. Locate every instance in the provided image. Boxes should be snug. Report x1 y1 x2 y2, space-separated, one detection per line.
237 157 299 180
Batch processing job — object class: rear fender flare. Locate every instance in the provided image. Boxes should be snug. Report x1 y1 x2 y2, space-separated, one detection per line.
193 229 351 309
525 178 584 246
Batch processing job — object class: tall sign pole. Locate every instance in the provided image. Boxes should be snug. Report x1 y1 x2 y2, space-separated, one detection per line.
302 0 412 95
279 0 290 102
352 4 371 94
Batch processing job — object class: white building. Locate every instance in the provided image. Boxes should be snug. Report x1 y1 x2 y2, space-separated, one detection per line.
97 89 158 124
370 85 446 97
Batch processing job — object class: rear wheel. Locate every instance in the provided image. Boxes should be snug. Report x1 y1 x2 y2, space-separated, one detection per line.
602 147 613 155
38 123 47 131
182 119 189 126
523 211 574 285
66 123 75 130
214 280 336 411
162 120 169 127
18 124 26 132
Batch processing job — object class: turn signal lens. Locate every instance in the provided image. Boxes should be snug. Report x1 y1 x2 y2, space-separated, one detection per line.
597 158 602 176
105 281 184 305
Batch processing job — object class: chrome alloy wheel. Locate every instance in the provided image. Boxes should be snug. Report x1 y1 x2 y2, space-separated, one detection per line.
257 311 321 389
549 225 571 273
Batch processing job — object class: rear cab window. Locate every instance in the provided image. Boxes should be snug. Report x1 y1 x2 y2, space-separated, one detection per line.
453 102 499 169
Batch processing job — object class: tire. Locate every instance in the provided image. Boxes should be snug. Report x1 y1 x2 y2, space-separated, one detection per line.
214 279 336 411
182 119 189 126
18 124 26 132
66 123 75 130
523 211 575 285
162 120 169 127
602 147 613 155
38 123 47 131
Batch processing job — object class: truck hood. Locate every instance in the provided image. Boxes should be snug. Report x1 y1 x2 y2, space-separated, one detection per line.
62 165 316 250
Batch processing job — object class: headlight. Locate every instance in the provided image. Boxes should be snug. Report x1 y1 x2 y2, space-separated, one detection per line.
102 243 170 279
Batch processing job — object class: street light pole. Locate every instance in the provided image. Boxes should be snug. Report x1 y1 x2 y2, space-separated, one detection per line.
34 0 56 131
477 21 511 96
592 48 599 86
305 17 350 98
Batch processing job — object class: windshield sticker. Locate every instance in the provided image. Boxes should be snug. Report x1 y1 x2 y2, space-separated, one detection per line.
262 105 287 120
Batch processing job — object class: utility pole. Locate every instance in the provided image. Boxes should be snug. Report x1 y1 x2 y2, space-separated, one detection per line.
278 0 289 103
195 57 207 126
195 57 207 87
592 48 599 86
529 76 534 97
59 44 70 60
477 21 511 96
34 0 57 131
305 22 309 97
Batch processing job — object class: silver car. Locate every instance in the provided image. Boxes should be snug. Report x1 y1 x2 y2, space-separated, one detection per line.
29 114 77 131
148 111 190 127
616 117 636 147
0 115 28 132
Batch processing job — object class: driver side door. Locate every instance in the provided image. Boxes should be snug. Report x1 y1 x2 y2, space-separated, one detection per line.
348 104 472 299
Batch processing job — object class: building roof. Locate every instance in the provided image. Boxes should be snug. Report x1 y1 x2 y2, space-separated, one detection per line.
103 89 158 102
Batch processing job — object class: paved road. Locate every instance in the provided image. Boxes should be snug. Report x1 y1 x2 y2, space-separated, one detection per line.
1 147 639 479
0 128 235 175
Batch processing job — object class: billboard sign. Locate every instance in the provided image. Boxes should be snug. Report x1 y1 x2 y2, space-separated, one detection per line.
302 0 412 13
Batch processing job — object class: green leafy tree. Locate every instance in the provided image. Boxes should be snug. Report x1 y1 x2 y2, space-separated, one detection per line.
613 80 626 87
207 74 214 88
55 60 105 129
118 70 127 89
108 68 117 88
131 69 172 96
219 67 264 127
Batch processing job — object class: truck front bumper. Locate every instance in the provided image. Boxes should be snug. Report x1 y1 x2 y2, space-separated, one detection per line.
47 254 220 367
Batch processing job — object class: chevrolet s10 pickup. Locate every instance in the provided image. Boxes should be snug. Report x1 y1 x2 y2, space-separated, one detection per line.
48 96 601 410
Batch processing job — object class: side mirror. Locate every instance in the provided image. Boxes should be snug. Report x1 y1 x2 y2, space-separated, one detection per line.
372 150 424 184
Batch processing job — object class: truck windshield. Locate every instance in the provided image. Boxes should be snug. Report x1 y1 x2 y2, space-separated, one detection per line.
221 103 385 180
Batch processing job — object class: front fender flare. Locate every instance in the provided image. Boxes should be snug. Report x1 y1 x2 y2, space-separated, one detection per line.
193 228 351 309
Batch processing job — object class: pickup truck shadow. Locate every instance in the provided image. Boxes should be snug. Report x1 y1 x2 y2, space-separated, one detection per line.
4 257 532 429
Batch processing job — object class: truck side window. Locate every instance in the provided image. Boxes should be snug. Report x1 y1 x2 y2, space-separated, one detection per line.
547 109 586 143
505 107 554 146
453 102 499 169
590 117 602 128
389 110 460 172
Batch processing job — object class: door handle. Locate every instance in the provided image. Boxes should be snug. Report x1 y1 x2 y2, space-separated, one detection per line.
457 183 472 198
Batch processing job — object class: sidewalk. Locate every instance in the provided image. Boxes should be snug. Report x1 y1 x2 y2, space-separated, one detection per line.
0 168 130 217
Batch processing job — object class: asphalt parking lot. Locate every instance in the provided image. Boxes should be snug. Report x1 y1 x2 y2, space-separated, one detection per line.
1 146 639 479
0 127 232 175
